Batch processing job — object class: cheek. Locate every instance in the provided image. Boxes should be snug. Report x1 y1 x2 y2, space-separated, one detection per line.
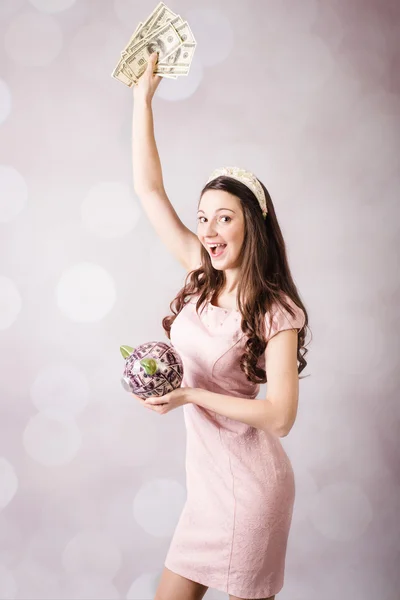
227 225 244 244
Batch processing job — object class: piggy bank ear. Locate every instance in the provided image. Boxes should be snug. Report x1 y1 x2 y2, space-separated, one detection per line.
139 358 158 375
120 345 135 359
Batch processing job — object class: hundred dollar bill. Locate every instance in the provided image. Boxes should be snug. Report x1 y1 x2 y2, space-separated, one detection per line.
124 21 184 80
124 22 143 51
147 2 178 34
112 54 138 85
158 42 196 69
111 65 134 86
122 15 184 61
174 21 196 45
125 1 177 53
155 65 190 76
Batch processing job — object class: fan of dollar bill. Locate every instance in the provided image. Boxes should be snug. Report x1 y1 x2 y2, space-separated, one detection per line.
112 1 197 87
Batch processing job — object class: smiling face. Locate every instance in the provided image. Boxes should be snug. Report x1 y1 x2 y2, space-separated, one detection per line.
197 189 245 269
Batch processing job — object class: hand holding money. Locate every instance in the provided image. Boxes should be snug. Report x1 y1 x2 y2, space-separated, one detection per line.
111 2 197 88
133 52 162 103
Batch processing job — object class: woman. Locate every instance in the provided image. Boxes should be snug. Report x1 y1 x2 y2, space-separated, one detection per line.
132 53 310 600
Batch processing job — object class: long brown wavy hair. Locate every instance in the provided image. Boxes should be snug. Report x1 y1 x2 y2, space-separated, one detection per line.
162 175 310 384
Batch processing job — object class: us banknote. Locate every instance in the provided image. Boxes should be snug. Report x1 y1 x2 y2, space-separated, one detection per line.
111 2 196 87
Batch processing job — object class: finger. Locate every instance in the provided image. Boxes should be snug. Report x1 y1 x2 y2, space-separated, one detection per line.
146 400 168 406
146 52 158 71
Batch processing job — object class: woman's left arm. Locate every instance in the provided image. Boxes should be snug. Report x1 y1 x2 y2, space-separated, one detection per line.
186 388 283 436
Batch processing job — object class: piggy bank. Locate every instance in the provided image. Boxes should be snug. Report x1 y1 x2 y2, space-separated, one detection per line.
120 341 184 399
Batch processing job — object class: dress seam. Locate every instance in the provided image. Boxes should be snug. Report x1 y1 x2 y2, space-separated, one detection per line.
220 428 237 593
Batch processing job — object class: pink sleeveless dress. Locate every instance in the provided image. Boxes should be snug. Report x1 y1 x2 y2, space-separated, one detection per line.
164 292 306 599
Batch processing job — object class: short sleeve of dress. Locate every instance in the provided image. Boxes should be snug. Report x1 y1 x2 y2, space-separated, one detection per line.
266 295 306 342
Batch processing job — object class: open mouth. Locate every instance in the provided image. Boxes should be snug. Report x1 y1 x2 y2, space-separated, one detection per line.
209 244 227 258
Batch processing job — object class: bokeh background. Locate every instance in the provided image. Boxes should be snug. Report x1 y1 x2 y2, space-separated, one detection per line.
1 0 399 598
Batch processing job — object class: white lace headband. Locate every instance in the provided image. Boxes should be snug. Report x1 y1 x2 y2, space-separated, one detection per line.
206 166 268 219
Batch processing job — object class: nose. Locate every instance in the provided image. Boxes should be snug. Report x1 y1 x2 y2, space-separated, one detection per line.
202 220 217 236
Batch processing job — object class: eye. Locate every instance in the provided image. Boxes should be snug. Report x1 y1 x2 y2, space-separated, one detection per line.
197 215 231 223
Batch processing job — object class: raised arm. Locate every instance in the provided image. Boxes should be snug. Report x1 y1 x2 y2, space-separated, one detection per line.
132 53 201 271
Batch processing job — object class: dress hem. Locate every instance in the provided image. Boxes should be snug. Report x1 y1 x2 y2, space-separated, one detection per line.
164 559 283 599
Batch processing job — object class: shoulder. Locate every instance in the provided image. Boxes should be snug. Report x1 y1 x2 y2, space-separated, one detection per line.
265 293 305 341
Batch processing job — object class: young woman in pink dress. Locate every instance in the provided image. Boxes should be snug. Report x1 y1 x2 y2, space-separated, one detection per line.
131 53 310 600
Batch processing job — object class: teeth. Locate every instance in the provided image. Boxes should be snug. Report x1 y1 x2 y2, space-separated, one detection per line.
209 244 225 248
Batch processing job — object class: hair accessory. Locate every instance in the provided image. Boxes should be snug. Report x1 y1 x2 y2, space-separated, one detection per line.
206 166 268 219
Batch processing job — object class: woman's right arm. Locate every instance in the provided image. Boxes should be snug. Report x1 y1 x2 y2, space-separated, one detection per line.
132 53 201 271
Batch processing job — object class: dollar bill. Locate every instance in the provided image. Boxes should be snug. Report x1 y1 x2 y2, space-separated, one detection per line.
111 65 134 86
155 65 189 76
112 2 196 86
124 22 143 50
146 2 178 34
124 21 184 80
122 15 184 61
174 21 196 44
158 42 196 69
123 1 177 56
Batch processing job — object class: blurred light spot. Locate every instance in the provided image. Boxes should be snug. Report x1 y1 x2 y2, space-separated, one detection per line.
4 12 63 66
80 401 159 468
133 479 186 537
63 575 120 599
11 558 62 599
55 263 116 323
62 530 122 578
0 165 28 223
186 8 233 66
29 0 76 13
31 363 90 416
23 409 82 466
156 59 203 102
81 182 140 238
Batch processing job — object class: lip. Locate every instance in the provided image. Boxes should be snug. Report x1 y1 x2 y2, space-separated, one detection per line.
207 243 227 259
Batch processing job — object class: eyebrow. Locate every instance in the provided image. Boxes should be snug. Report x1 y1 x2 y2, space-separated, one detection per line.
197 208 236 214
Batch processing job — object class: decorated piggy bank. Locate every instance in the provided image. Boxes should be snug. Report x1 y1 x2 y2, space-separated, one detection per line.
120 341 184 399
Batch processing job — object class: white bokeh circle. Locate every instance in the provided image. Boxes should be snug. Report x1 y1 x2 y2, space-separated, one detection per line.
0 165 28 223
0 80 12 126
55 262 116 323
23 409 82 466
81 182 140 238
29 0 76 13
133 478 186 537
0 458 18 510
63 575 120 599
309 481 373 541
186 8 234 66
155 60 204 102
4 12 63 66
0 276 22 330
81 401 160 468
11 558 62 599
62 530 122 578
30 363 90 417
